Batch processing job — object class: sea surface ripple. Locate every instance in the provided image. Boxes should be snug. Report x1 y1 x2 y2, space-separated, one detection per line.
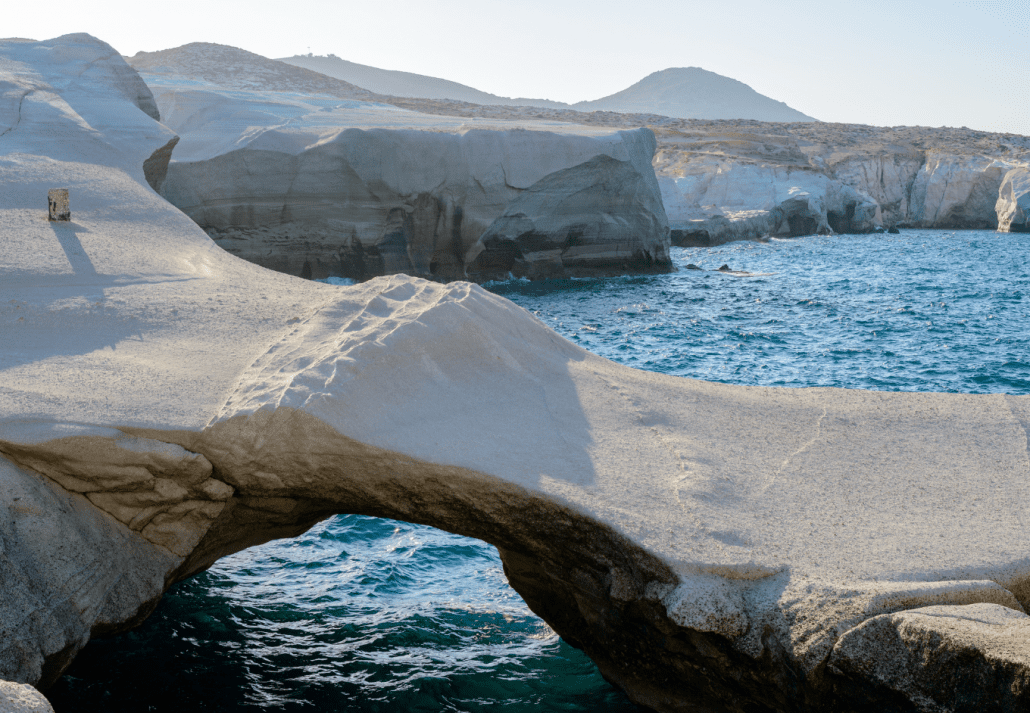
49 230 1030 711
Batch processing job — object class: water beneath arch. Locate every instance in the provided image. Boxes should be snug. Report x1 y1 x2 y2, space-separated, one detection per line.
49 230 1030 711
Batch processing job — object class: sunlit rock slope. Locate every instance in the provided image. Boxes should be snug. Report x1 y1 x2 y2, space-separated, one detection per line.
5 33 1030 713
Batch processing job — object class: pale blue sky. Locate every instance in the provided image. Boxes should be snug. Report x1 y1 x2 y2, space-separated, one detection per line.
7 0 1029 134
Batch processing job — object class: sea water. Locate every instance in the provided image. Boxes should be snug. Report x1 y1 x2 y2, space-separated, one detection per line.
48 230 1030 711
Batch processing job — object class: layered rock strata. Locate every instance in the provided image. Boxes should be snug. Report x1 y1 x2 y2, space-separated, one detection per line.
7 33 1030 713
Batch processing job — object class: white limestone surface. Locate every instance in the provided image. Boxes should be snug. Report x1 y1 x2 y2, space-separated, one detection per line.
142 72 668 282
4 33 1030 709
997 166 1030 232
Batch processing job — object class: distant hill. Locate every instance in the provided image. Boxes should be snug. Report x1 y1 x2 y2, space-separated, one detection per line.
573 67 815 122
279 54 570 108
127 43 377 100
132 45 815 123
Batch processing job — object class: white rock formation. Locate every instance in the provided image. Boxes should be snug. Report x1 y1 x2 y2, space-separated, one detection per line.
140 65 669 281
6 33 1030 713
656 150 881 243
997 166 1030 232
134 44 1030 252
909 154 1014 228
465 150 670 280
650 124 1030 243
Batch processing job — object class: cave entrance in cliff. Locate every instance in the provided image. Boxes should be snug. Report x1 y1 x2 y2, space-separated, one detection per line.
45 513 638 712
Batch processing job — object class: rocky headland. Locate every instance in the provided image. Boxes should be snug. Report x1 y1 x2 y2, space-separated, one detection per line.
4 32 1030 713
391 101 1030 244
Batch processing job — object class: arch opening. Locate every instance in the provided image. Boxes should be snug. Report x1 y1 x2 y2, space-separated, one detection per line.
45 514 643 712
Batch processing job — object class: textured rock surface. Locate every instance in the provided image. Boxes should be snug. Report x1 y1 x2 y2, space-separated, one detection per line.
829 604 1030 710
0 682 53 713
7 33 1030 713
466 152 670 280
0 453 179 687
998 167 1030 232
145 68 669 282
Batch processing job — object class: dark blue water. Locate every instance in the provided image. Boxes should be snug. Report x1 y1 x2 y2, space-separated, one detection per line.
49 231 1030 712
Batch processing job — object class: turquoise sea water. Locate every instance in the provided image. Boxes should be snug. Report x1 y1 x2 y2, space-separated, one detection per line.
48 230 1030 711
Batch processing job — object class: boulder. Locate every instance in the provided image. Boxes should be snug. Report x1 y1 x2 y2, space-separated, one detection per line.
0 682 53 713
997 166 1030 233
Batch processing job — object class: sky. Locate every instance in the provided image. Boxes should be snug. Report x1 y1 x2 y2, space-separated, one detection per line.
6 0 1029 135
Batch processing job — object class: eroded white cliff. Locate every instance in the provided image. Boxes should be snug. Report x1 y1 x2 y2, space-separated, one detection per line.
998 166 1030 232
136 55 670 282
650 125 1030 244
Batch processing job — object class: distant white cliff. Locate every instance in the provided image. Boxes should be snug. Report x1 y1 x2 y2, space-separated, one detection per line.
650 123 1030 244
